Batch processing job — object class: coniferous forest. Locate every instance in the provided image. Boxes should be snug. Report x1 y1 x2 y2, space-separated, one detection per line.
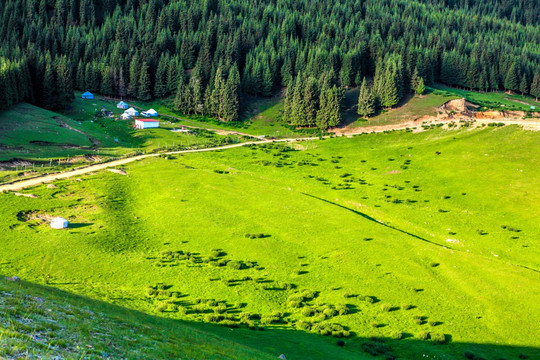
1 0 539 128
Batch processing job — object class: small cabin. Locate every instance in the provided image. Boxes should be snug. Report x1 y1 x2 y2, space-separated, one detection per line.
117 101 129 109
81 91 94 100
50 217 68 229
135 119 159 129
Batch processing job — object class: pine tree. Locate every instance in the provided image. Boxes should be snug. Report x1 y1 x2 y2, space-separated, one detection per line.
222 66 241 122
303 78 318 127
75 61 85 90
262 66 273 97
85 63 98 93
42 56 56 109
531 72 540 101
100 66 114 96
519 74 528 96
380 61 399 108
327 86 342 128
504 63 520 92
290 74 306 126
128 55 139 98
154 55 168 98
138 62 152 101
357 78 375 118
55 56 73 108
415 78 425 95
410 67 421 93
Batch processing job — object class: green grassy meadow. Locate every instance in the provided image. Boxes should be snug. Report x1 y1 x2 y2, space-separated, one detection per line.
430 85 540 112
1 125 539 359
344 88 460 128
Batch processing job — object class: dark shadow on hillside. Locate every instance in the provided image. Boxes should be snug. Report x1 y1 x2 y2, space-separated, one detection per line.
1 277 539 360
68 223 93 229
301 193 448 249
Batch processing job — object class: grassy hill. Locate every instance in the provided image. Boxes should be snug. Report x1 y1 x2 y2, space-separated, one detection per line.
0 278 273 359
1 125 539 359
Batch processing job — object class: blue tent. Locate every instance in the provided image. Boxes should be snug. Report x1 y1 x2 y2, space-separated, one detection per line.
81 91 94 99
117 101 128 109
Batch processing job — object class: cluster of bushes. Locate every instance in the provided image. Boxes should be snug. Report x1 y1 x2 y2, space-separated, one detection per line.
155 250 201 267
298 304 348 321
146 283 176 299
244 233 266 239
296 320 351 337
213 169 230 174
262 281 294 291
287 290 318 308
260 311 285 325
361 341 393 357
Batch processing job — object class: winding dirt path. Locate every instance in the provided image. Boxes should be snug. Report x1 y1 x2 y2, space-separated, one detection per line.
0 138 316 192
2 116 540 192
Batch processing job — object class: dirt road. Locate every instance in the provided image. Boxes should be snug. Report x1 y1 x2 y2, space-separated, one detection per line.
2 116 540 192
0 138 315 192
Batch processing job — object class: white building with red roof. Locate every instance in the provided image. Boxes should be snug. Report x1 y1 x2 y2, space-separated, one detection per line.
135 119 159 129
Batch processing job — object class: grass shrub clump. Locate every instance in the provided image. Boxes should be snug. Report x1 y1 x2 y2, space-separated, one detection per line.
417 331 430 340
380 304 391 312
391 331 402 340
430 333 446 343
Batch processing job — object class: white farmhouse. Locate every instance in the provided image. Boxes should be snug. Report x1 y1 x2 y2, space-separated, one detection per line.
135 119 159 129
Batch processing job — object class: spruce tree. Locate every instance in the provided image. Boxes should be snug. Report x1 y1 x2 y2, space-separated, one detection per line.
303 78 318 127
42 56 56 109
154 55 168 98
415 78 425 95
55 56 73 108
222 66 241 122
519 75 528 96
504 63 520 92
138 62 152 101
531 72 540 101
357 78 375 118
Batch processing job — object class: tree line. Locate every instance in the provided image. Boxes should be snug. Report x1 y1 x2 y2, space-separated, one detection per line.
0 0 539 127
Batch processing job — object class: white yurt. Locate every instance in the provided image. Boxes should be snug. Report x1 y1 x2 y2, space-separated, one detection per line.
142 108 158 117
117 101 129 109
50 217 68 229
124 107 139 116
121 113 131 120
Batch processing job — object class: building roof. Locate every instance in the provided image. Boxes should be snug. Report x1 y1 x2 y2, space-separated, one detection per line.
135 119 159 122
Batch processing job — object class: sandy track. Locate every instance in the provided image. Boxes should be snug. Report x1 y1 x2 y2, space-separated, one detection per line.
0 138 317 192
2 117 540 192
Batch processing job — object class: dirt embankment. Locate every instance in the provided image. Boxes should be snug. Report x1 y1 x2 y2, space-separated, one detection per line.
333 98 540 135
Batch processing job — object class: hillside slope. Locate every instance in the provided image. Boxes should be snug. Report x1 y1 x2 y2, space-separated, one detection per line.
0 278 273 359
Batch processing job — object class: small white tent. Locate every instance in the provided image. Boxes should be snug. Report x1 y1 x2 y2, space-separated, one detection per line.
121 113 131 120
117 101 128 109
50 217 68 229
124 107 139 116
142 108 158 117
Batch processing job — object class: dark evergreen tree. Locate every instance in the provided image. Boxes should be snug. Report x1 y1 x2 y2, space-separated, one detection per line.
138 62 152 101
357 78 375 118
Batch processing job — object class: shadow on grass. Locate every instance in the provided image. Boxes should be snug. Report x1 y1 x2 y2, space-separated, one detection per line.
1 278 539 360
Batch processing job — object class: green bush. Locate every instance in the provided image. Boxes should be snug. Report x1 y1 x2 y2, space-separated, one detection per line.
336 304 349 315
430 332 446 343
380 304 391 312
301 307 315 317
401 304 411 310
416 331 429 340
390 331 402 340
